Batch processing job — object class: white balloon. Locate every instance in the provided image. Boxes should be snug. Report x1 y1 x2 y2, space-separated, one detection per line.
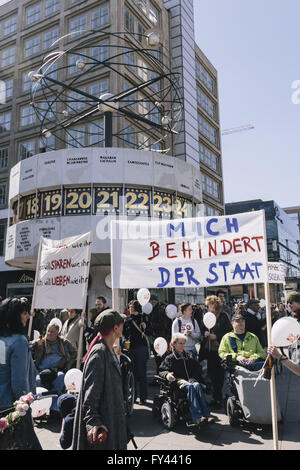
33 330 40 341
165 304 177 320
31 387 52 418
49 318 62 333
137 288 151 307
271 317 300 347
64 368 83 393
259 299 266 308
203 312 216 330
154 337 168 356
142 302 153 315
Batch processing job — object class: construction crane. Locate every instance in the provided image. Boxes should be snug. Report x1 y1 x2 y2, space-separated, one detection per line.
221 124 255 136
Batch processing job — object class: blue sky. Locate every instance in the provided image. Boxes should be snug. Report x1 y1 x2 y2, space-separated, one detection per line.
193 0 300 208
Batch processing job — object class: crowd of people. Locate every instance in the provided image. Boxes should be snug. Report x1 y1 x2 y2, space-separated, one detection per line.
0 289 299 451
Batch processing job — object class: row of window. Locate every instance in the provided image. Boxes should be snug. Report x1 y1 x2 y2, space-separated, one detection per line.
199 143 219 172
202 173 220 200
131 0 159 27
198 114 219 147
195 59 216 96
197 87 217 121
0 0 109 39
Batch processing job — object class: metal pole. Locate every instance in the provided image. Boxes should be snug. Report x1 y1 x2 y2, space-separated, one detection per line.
104 111 113 147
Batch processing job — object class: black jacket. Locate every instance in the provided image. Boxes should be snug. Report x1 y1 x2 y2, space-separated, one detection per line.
123 314 151 349
149 303 172 341
244 310 266 343
159 350 203 383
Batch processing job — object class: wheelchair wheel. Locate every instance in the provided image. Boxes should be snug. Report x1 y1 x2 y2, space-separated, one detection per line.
227 397 239 427
124 370 135 416
161 402 176 429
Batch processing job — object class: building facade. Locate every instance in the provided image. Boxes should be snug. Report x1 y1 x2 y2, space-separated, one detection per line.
226 199 300 301
0 0 224 309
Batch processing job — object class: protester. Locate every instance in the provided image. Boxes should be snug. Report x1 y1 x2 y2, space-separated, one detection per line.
61 309 86 351
0 297 42 450
123 300 151 405
172 302 202 360
59 309 69 325
286 291 300 318
31 323 77 412
219 313 267 370
243 299 266 346
57 393 77 450
159 333 212 425
149 294 171 379
72 309 127 450
199 295 232 409
85 297 108 346
277 302 288 318
216 290 231 319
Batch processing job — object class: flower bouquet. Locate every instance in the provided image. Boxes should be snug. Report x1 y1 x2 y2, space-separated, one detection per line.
0 393 35 450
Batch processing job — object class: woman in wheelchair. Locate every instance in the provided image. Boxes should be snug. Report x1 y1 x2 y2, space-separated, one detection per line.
159 333 213 425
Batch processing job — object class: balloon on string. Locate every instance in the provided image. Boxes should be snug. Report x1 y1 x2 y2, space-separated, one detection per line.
142 302 153 315
154 337 168 356
203 312 216 330
30 387 52 418
259 299 266 308
49 318 62 333
64 368 83 393
271 317 300 347
33 330 40 341
137 288 151 307
165 304 178 320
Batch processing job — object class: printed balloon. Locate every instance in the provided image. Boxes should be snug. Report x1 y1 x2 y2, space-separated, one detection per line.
137 288 151 307
271 317 300 347
64 368 83 393
154 337 168 356
30 387 52 418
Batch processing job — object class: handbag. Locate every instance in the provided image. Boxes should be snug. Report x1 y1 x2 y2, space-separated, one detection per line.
131 320 151 357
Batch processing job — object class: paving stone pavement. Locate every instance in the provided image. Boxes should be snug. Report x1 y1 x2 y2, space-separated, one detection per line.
35 359 300 451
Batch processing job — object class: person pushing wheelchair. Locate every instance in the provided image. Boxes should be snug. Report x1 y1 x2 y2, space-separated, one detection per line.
159 333 213 425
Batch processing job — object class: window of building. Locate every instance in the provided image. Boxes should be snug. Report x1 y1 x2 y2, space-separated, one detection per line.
89 79 108 98
68 49 87 74
0 219 6 255
0 147 8 168
124 48 135 70
196 60 216 96
122 123 136 148
45 0 60 16
43 27 59 50
1 46 15 67
24 35 40 58
20 105 36 127
199 143 219 172
69 14 87 37
66 127 85 147
39 134 55 152
149 2 158 25
26 3 41 25
0 185 6 206
19 140 35 160
124 8 134 32
198 114 218 147
0 112 11 133
88 120 104 146
1 78 13 101
91 43 109 62
197 87 216 120
3 15 17 36
138 23 145 43
204 204 221 217
202 174 220 200
91 4 109 29
137 57 148 81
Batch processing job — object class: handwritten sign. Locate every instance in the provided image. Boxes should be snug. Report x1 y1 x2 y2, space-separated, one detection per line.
111 210 268 289
34 232 92 309
268 262 285 284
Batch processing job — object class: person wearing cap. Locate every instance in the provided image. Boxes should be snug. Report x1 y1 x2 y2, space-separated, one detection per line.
243 298 266 346
286 291 300 318
218 313 267 371
72 309 127 450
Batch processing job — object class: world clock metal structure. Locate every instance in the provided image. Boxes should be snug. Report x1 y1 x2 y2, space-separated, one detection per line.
29 29 184 153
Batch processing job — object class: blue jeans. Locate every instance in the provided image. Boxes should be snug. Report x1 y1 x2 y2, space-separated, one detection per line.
129 345 148 401
181 382 211 422
36 371 65 412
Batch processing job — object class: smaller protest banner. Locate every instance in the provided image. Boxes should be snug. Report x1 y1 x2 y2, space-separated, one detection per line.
268 262 285 284
33 232 92 309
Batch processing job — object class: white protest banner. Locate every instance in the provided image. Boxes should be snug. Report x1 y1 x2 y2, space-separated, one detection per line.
111 210 268 289
268 262 285 284
34 232 92 309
